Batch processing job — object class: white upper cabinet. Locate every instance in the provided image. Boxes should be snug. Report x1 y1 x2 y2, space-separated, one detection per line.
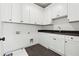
52 3 67 18
44 4 54 25
22 3 30 23
0 3 67 25
44 3 67 25
0 3 22 23
55 3 67 17
12 3 22 23
0 3 12 22
68 3 79 22
29 4 43 24
0 3 44 25
22 3 43 25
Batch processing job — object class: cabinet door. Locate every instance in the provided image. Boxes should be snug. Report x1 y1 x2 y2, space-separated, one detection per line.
0 20 4 56
65 36 79 56
38 33 49 48
0 41 3 56
44 6 53 25
54 34 65 55
2 23 28 53
57 3 67 16
0 3 12 22
29 4 43 24
53 3 67 18
22 3 30 23
49 34 65 55
12 3 22 23
68 3 79 22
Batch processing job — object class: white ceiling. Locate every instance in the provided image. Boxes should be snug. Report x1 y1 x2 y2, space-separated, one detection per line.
34 3 51 8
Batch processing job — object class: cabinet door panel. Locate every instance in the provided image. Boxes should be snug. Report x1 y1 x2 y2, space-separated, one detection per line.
65 41 79 56
38 33 49 48
29 4 43 24
0 41 3 56
22 3 30 23
58 3 67 16
65 36 79 56
55 35 65 54
2 23 29 53
49 34 65 54
68 3 79 22
12 3 22 22
53 3 67 18
0 3 12 21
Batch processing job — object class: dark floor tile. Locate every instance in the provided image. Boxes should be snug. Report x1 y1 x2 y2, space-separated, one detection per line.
25 44 61 56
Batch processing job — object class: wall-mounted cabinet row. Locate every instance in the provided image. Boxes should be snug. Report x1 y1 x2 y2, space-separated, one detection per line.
0 3 79 25
0 3 68 25
0 3 44 25
44 3 67 25
0 3 22 22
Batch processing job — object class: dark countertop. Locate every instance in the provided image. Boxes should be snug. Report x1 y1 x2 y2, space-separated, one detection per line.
38 30 79 36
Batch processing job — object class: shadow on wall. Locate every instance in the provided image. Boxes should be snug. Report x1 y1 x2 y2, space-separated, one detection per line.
41 17 79 31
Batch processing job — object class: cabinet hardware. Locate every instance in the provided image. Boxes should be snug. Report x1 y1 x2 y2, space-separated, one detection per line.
16 31 20 34
71 37 73 39
68 19 70 21
9 19 12 21
0 37 5 41
20 21 24 22
27 32 30 34
57 14 60 17
30 38 33 43
65 41 67 43
53 38 56 40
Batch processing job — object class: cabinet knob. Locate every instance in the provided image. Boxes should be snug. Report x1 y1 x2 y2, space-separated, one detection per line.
57 14 60 17
0 37 5 41
68 19 70 21
71 37 73 40
65 41 67 43
9 19 12 21
20 21 24 22
53 38 56 40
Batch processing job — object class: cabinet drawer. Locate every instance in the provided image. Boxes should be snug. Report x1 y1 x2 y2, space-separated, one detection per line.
66 36 79 41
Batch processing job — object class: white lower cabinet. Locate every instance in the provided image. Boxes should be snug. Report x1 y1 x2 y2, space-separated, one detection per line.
65 36 79 56
48 34 65 55
0 41 4 56
38 33 49 48
2 23 38 53
39 33 65 55
39 32 79 56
